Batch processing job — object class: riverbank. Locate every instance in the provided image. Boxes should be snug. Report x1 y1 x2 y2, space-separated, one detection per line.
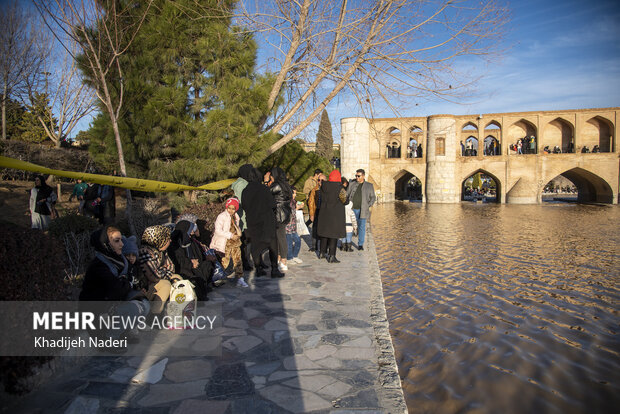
1 233 407 413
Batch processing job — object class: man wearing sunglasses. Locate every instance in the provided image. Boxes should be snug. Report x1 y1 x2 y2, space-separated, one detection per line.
345 169 376 250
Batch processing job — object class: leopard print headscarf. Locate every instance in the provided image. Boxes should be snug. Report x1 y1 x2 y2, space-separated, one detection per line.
141 225 171 250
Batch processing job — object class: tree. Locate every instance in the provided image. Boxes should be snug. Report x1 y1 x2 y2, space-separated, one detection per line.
84 0 275 184
35 0 155 235
315 109 333 159
0 1 48 140
22 43 97 149
472 172 482 190
231 0 508 154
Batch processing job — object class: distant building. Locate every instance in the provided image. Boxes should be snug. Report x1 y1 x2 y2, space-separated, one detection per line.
300 141 340 153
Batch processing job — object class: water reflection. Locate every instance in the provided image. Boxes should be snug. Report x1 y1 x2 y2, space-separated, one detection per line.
372 203 619 413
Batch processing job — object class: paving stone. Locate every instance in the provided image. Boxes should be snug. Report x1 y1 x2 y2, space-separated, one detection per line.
283 355 322 370
224 319 249 329
267 370 298 382
132 357 168 384
341 336 373 348
259 384 332 413
64 396 100 414
337 318 372 328
229 396 287 414
305 345 337 361
80 382 146 402
336 326 367 335
205 363 254 400
172 399 229 414
334 347 375 360
316 379 352 399
248 317 270 328
297 324 318 331
222 335 263 353
304 334 322 349
164 359 213 383
245 343 280 363
247 361 281 376
314 356 342 369
282 374 337 393
109 367 138 383
321 333 350 345
333 388 380 409
138 380 208 407
264 319 289 331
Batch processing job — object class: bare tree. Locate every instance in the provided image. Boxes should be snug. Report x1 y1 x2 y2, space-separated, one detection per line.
34 0 154 235
231 0 509 154
23 41 97 148
0 1 49 140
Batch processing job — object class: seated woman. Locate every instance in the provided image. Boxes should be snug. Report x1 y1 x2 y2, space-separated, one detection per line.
80 226 150 343
168 220 213 300
139 225 178 314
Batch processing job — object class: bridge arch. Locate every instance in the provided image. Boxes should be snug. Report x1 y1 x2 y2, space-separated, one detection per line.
507 119 537 148
460 168 501 203
543 118 574 153
583 116 614 152
542 167 614 204
386 127 402 158
394 169 424 201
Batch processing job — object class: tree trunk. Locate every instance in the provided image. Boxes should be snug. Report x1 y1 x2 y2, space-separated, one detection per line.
2 90 6 140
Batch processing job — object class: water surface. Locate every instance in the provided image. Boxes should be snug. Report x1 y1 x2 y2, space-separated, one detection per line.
371 203 619 413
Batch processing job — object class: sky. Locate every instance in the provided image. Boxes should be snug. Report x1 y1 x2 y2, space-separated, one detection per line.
5 0 618 141
324 0 620 141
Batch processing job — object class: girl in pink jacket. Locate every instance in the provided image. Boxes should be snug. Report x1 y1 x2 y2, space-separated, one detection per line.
210 198 247 287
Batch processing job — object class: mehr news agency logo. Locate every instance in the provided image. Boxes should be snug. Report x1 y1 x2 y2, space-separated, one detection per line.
32 311 218 351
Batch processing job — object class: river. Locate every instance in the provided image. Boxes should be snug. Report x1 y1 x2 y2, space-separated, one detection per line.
371 202 619 413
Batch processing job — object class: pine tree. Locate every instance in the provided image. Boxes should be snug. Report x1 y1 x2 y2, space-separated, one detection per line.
86 0 275 183
472 172 482 190
315 109 333 159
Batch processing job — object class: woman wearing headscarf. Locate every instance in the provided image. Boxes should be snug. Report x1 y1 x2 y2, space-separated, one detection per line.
241 168 284 278
80 226 150 344
231 164 254 270
267 167 293 271
139 225 177 314
29 175 57 230
210 197 248 287
317 170 347 263
169 220 213 299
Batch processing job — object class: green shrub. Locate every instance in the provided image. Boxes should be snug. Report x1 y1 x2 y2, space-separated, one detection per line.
47 212 99 239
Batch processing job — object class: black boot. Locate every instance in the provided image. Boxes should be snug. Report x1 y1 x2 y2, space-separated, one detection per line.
339 242 343 251
318 251 326 259
327 255 340 263
271 269 285 278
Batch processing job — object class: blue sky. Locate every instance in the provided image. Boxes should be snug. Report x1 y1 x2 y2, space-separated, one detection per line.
9 0 617 141
331 0 620 125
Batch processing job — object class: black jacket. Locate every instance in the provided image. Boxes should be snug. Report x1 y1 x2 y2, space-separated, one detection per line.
242 181 276 243
269 182 292 225
317 181 346 239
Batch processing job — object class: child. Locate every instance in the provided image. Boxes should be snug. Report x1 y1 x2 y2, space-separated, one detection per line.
210 197 248 287
340 199 357 252
286 187 304 264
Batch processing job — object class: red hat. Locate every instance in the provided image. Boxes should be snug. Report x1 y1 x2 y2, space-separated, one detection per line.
225 197 240 211
329 170 341 182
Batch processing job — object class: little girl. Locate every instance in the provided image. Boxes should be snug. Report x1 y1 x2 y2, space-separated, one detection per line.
210 197 248 287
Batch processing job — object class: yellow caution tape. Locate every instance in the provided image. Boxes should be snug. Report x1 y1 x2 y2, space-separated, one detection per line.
0 155 235 192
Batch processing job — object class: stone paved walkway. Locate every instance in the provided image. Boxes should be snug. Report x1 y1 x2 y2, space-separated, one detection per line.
4 234 406 413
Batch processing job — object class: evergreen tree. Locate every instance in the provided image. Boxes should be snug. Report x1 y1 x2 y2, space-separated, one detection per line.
472 172 482 190
315 109 333 159
86 0 275 183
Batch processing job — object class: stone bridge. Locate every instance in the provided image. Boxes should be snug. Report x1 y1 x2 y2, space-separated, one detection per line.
341 107 619 204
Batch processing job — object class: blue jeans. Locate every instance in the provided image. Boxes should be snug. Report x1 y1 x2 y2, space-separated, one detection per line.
340 232 353 244
286 233 301 260
353 209 366 247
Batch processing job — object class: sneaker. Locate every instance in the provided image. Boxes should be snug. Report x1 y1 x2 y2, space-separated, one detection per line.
292 257 303 264
213 279 227 287
278 262 288 271
236 277 249 288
